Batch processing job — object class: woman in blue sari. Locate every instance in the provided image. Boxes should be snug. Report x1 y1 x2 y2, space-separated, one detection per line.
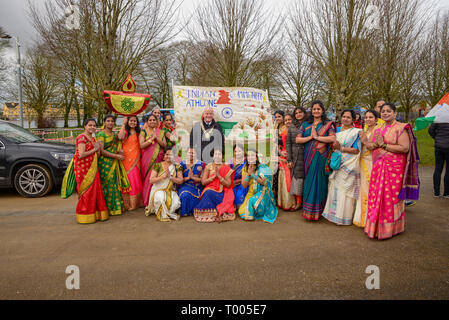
229 144 248 210
296 100 336 221
240 150 278 224
178 148 205 217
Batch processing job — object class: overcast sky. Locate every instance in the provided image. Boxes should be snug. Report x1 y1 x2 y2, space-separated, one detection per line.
1 0 449 57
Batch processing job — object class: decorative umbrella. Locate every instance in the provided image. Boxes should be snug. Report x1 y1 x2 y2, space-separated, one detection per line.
104 75 151 116
415 93 449 131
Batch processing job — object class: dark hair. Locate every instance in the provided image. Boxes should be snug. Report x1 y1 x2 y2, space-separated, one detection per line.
293 106 307 127
341 109 356 120
164 145 173 153
375 99 386 105
233 144 245 153
365 109 379 120
380 103 397 112
274 110 285 118
355 112 362 121
103 114 115 123
307 100 328 123
147 114 158 122
125 115 141 137
83 118 97 127
162 112 173 121
247 148 260 169
142 115 149 123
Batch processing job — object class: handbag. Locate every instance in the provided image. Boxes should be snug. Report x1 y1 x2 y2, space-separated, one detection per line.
329 128 354 171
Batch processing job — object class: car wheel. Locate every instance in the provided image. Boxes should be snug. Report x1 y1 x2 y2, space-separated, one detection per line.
14 164 54 198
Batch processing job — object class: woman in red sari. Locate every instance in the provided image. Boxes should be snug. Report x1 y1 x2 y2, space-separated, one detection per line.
73 119 108 224
193 149 235 223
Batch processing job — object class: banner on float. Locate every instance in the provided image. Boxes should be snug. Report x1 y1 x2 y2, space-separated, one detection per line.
173 85 274 142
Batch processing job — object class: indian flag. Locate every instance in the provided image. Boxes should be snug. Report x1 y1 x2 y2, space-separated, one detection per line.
415 93 449 131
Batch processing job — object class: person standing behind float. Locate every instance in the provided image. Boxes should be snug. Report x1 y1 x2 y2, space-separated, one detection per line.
179 148 205 217
296 101 336 221
229 144 248 210
353 110 380 227
73 119 109 224
190 107 225 164
278 114 296 211
287 107 306 210
97 115 130 217
322 110 361 225
240 152 278 224
146 148 183 222
272 110 285 201
162 112 177 149
118 116 144 211
364 103 420 240
139 114 167 207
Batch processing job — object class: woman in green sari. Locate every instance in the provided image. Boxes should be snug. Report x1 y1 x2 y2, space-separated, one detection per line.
97 115 131 216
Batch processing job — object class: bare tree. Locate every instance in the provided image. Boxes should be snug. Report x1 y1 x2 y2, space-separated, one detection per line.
280 23 323 108
397 46 423 121
421 11 449 106
292 0 377 113
369 0 430 103
29 0 181 123
21 46 58 128
188 0 282 87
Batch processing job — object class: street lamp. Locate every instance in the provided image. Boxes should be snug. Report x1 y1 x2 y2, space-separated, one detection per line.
1 34 24 128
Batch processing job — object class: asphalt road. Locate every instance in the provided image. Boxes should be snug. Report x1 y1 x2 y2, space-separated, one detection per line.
0 166 448 300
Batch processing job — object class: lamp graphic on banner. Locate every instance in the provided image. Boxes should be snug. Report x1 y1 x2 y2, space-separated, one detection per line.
103 75 151 116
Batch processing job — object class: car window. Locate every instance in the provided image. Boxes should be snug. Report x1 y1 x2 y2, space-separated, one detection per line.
0 123 42 143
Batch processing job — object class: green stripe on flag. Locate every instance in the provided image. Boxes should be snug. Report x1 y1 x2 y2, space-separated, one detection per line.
415 117 436 131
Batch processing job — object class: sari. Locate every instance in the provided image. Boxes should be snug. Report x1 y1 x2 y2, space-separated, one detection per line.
178 161 205 217
238 166 256 218
300 121 336 221
278 127 296 211
242 164 278 224
353 125 379 227
322 127 361 225
193 164 235 223
121 131 143 210
364 121 420 240
97 131 130 216
73 134 108 224
145 162 181 222
162 125 177 149
140 128 165 207
229 158 248 208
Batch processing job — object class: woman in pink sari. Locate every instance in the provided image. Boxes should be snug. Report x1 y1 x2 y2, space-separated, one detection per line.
364 103 420 240
139 114 167 207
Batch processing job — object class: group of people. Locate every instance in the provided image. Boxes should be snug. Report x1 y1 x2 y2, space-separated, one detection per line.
67 99 420 241
273 99 420 240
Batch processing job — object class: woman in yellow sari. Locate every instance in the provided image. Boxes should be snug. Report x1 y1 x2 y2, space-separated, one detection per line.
146 148 183 222
353 110 380 227
97 115 130 216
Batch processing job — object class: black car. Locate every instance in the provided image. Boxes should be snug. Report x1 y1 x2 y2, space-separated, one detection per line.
0 120 75 198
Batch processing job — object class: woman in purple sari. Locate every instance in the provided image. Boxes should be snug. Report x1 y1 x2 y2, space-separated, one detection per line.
139 114 167 207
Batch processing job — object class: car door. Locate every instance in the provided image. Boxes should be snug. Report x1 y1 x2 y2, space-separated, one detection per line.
0 137 6 184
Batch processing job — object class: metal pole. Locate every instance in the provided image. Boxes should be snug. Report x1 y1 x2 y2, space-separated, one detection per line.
15 37 24 127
